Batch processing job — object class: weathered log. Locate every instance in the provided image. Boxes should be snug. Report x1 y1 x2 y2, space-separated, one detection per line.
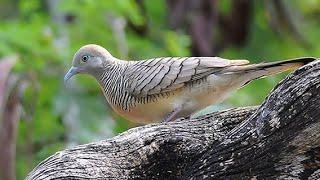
26 60 320 180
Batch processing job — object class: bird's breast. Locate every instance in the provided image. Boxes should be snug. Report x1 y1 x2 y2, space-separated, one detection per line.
113 94 178 124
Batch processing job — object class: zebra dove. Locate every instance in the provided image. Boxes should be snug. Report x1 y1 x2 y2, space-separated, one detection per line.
64 44 315 124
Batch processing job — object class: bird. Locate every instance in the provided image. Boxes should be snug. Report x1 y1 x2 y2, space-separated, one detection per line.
64 44 315 124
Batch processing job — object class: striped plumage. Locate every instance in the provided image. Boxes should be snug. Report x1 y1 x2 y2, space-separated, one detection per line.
64 44 316 124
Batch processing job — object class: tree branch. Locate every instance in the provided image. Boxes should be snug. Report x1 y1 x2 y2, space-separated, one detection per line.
26 60 320 179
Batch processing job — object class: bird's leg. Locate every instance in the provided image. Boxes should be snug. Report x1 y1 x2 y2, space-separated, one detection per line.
162 108 181 122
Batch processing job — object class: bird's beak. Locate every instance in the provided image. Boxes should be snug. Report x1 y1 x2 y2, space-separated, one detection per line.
64 66 80 83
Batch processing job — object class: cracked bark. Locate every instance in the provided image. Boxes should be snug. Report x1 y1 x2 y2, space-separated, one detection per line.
26 60 320 179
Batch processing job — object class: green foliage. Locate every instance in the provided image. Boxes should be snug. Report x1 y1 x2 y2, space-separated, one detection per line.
0 0 319 179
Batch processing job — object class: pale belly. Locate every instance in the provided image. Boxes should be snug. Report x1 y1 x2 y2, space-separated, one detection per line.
114 74 249 124
116 96 176 124
116 91 229 124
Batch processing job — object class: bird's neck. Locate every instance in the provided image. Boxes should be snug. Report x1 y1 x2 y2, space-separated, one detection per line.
92 58 127 80
94 60 129 107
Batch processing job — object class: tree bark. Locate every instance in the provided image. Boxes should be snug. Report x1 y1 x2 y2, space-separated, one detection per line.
26 60 320 180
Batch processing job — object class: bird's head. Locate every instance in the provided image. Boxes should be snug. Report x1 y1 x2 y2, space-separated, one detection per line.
64 44 114 82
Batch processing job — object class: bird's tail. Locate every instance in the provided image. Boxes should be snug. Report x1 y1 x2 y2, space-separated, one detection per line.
225 57 317 80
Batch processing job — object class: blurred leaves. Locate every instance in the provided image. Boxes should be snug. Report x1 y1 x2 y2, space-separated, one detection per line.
164 31 191 56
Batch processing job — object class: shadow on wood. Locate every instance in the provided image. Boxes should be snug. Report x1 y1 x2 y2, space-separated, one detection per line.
26 60 320 179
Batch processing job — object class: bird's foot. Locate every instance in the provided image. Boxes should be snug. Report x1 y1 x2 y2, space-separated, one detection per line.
183 115 191 121
162 108 181 122
162 109 193 122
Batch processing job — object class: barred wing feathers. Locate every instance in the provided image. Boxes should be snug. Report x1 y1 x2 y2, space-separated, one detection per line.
125 57 249 97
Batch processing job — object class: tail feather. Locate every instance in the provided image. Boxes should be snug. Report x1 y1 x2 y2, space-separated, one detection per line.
225 57 317 79
250 57 316 76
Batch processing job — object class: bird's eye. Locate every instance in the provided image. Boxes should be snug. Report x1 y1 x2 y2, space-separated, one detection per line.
81 55 89 63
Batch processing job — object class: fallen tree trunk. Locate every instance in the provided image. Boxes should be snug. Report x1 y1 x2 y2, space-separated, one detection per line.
26 60 320 180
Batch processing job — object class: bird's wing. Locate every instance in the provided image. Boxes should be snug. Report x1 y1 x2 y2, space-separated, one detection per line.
125 57 249 97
